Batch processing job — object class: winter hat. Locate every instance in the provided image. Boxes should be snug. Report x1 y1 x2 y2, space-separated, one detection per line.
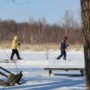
64 36 68 41
63 36 68 41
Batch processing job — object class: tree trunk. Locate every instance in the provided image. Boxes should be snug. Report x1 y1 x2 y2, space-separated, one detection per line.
80 0 90 89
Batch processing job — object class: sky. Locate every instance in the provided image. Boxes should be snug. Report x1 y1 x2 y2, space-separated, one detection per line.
0 0 81 24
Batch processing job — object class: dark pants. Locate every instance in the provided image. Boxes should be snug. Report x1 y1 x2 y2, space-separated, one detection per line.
10 49 21 60
57 49 66 60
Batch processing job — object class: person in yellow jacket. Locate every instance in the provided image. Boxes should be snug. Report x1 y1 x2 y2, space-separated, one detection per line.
10 36 22 60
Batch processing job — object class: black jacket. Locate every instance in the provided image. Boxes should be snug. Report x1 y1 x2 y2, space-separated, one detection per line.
60 40 68 50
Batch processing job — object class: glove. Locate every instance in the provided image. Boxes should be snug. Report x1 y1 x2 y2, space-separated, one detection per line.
18 42 21 45
67 44 69 47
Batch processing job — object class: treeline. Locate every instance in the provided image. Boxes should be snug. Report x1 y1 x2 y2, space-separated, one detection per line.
0 20 82 45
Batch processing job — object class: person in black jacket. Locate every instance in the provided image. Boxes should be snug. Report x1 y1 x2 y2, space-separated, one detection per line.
57 36 69 60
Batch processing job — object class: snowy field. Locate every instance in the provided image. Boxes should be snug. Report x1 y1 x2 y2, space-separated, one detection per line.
0 49 85 90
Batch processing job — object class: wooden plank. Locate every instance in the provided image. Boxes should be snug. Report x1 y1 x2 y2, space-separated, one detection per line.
44 68 85 70
0 66 13 74
0 72 8 78
0 59 17 63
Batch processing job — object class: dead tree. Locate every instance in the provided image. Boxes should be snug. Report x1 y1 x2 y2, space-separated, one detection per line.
80 0 90 89
0 67 23 86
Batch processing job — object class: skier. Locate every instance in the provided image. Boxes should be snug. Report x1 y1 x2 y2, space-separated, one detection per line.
10 35 22 60
57 36 69 60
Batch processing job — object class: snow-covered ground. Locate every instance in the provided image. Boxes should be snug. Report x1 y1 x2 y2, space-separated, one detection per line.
0 50 85 90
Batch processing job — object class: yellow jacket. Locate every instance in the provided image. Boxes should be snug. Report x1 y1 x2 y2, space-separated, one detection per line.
11 36 19 49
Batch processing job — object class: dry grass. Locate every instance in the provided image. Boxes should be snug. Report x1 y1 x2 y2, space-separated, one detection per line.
0 41 83 51
0 41 11 49
20 43 60 51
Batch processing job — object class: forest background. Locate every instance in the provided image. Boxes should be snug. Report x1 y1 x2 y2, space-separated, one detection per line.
0 11 82 51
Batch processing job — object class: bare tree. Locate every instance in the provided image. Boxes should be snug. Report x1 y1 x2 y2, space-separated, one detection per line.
63 10 72 36
80 0 90 89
